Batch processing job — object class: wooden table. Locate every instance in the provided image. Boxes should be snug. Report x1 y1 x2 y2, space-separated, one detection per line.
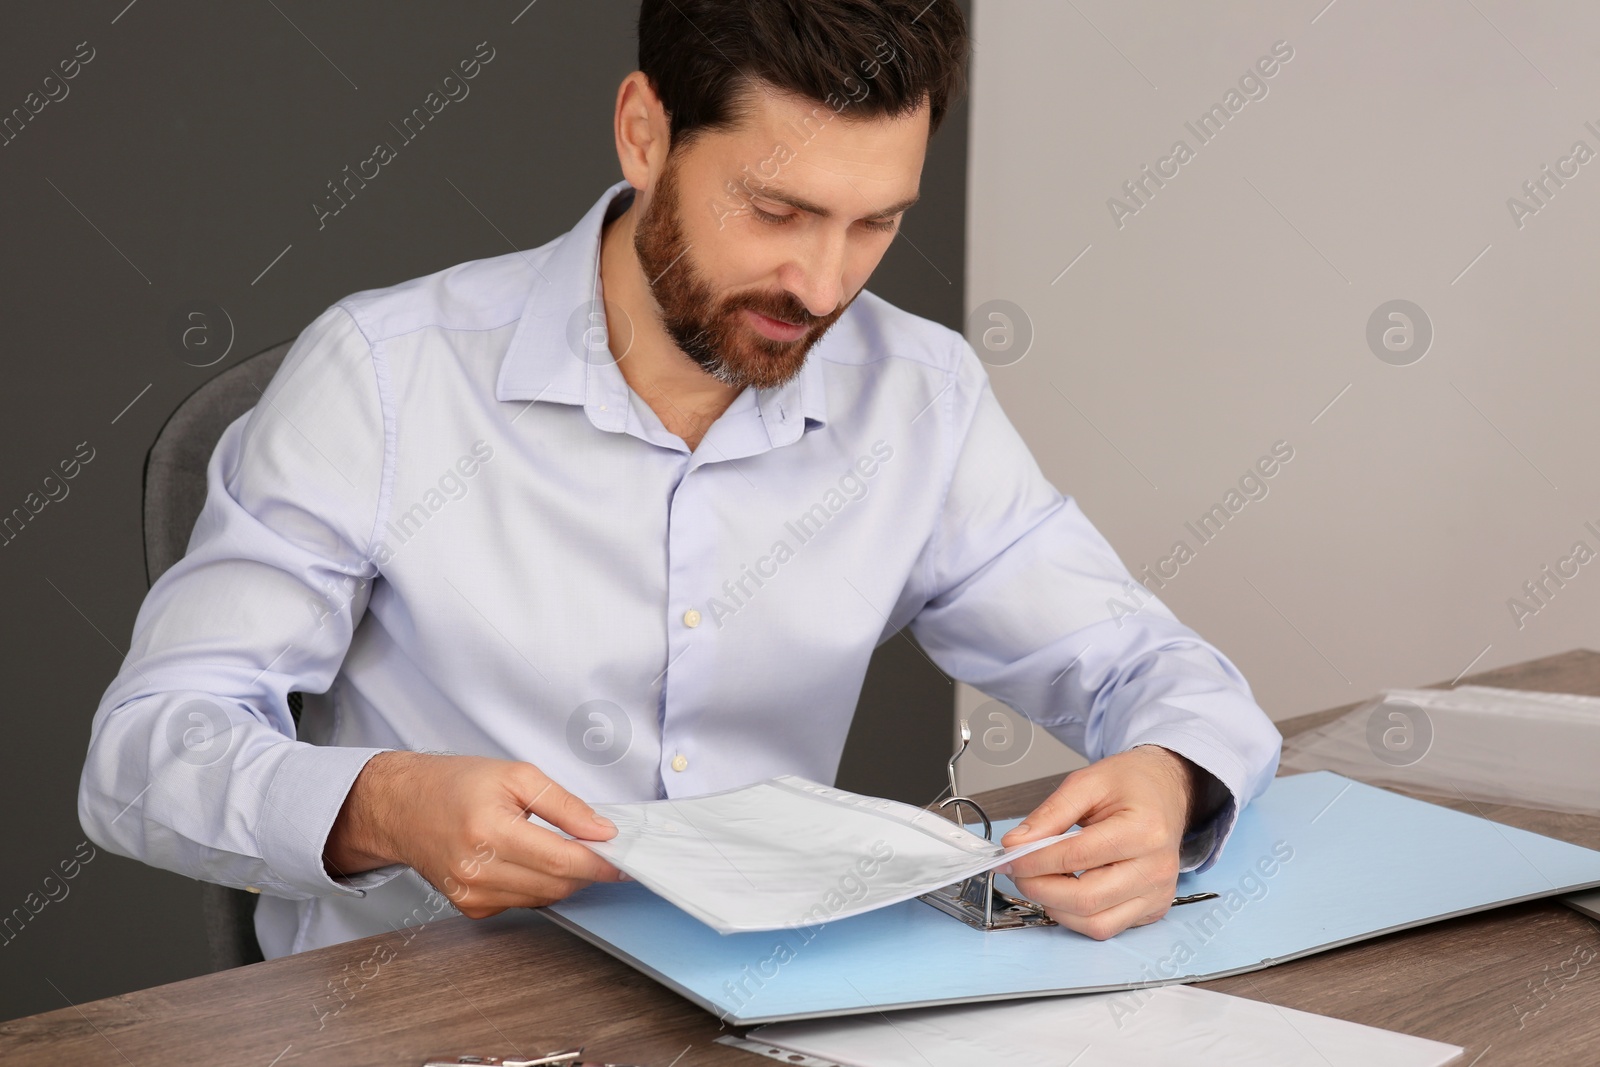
4 650 1597 1065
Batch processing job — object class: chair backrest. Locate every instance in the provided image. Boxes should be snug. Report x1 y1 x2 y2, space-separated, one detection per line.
144 341 292 583
143 339 293 972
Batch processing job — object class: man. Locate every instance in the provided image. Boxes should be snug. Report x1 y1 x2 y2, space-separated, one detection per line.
80 0 1280 959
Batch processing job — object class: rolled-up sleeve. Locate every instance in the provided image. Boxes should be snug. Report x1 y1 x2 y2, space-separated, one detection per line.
77 303 406 899
907 338 1282 873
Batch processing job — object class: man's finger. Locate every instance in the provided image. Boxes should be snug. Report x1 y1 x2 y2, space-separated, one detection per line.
1013 849 1175 917
498 818 629 884
1004 810 1138 880
1047 891 1168 942
1000 770 1100 846
509 763 617 841
445 859 607 913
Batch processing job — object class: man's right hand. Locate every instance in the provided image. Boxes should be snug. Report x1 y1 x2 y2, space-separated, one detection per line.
323 751 626 919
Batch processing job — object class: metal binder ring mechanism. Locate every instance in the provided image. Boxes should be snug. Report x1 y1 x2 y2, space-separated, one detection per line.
918 720 1058 931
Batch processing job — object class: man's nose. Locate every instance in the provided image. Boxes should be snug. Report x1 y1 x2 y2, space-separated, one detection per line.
786 231 847 318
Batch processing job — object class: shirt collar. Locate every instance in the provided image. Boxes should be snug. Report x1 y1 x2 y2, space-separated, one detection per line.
495 179 828 448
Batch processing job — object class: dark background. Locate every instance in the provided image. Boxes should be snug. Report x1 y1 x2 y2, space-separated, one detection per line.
0 0 969 1021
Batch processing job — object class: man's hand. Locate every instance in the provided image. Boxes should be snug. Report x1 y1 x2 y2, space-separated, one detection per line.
998 745 1204 941
324 751 627 919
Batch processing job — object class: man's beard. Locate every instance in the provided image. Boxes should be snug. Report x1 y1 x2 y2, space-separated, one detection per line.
632 154 851 391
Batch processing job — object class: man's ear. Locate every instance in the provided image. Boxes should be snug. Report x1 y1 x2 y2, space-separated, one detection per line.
614 71 671 191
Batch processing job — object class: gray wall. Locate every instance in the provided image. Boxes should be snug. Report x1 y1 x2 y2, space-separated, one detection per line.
0 0 968 1021
959 0 1600 794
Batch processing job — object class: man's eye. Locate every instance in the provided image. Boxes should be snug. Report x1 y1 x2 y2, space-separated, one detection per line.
751 205 796 226
749 204 898 233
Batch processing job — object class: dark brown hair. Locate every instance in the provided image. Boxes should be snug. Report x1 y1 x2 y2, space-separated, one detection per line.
637 0 969 147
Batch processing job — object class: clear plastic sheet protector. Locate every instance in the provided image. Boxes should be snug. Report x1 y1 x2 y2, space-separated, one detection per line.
578 776 1076 934
1280 685 1600 816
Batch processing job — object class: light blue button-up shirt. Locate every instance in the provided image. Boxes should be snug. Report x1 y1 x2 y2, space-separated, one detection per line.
79 180 1281 958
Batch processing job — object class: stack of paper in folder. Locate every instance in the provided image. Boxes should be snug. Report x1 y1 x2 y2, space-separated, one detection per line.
1281 685 1600 815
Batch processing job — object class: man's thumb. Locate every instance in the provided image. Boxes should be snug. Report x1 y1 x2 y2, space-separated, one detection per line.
1001 775 1088 845
515 764 616 840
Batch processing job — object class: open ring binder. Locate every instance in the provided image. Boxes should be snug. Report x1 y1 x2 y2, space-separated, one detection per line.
917 720 1059 930
919 721 1221 929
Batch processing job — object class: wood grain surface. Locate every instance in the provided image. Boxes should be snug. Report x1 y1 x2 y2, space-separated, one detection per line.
3 650 1595 1066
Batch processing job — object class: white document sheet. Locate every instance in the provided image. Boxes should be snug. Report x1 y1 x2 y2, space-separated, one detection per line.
575 775 1075 934
740 985 1464 1067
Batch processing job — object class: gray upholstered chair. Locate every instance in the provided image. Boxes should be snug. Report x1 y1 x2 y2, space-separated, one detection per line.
143 339 298 971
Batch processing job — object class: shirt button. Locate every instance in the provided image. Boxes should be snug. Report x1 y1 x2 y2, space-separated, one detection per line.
682 608 702 628
671 753 689 772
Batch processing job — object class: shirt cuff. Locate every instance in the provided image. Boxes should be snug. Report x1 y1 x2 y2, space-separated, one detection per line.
256 744 408 899
1177 797 1233 871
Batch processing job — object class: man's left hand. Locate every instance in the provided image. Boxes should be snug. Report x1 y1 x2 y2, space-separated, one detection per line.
998 744 1201 941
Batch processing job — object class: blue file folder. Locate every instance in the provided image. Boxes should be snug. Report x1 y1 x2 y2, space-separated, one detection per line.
543 771 1600 1025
